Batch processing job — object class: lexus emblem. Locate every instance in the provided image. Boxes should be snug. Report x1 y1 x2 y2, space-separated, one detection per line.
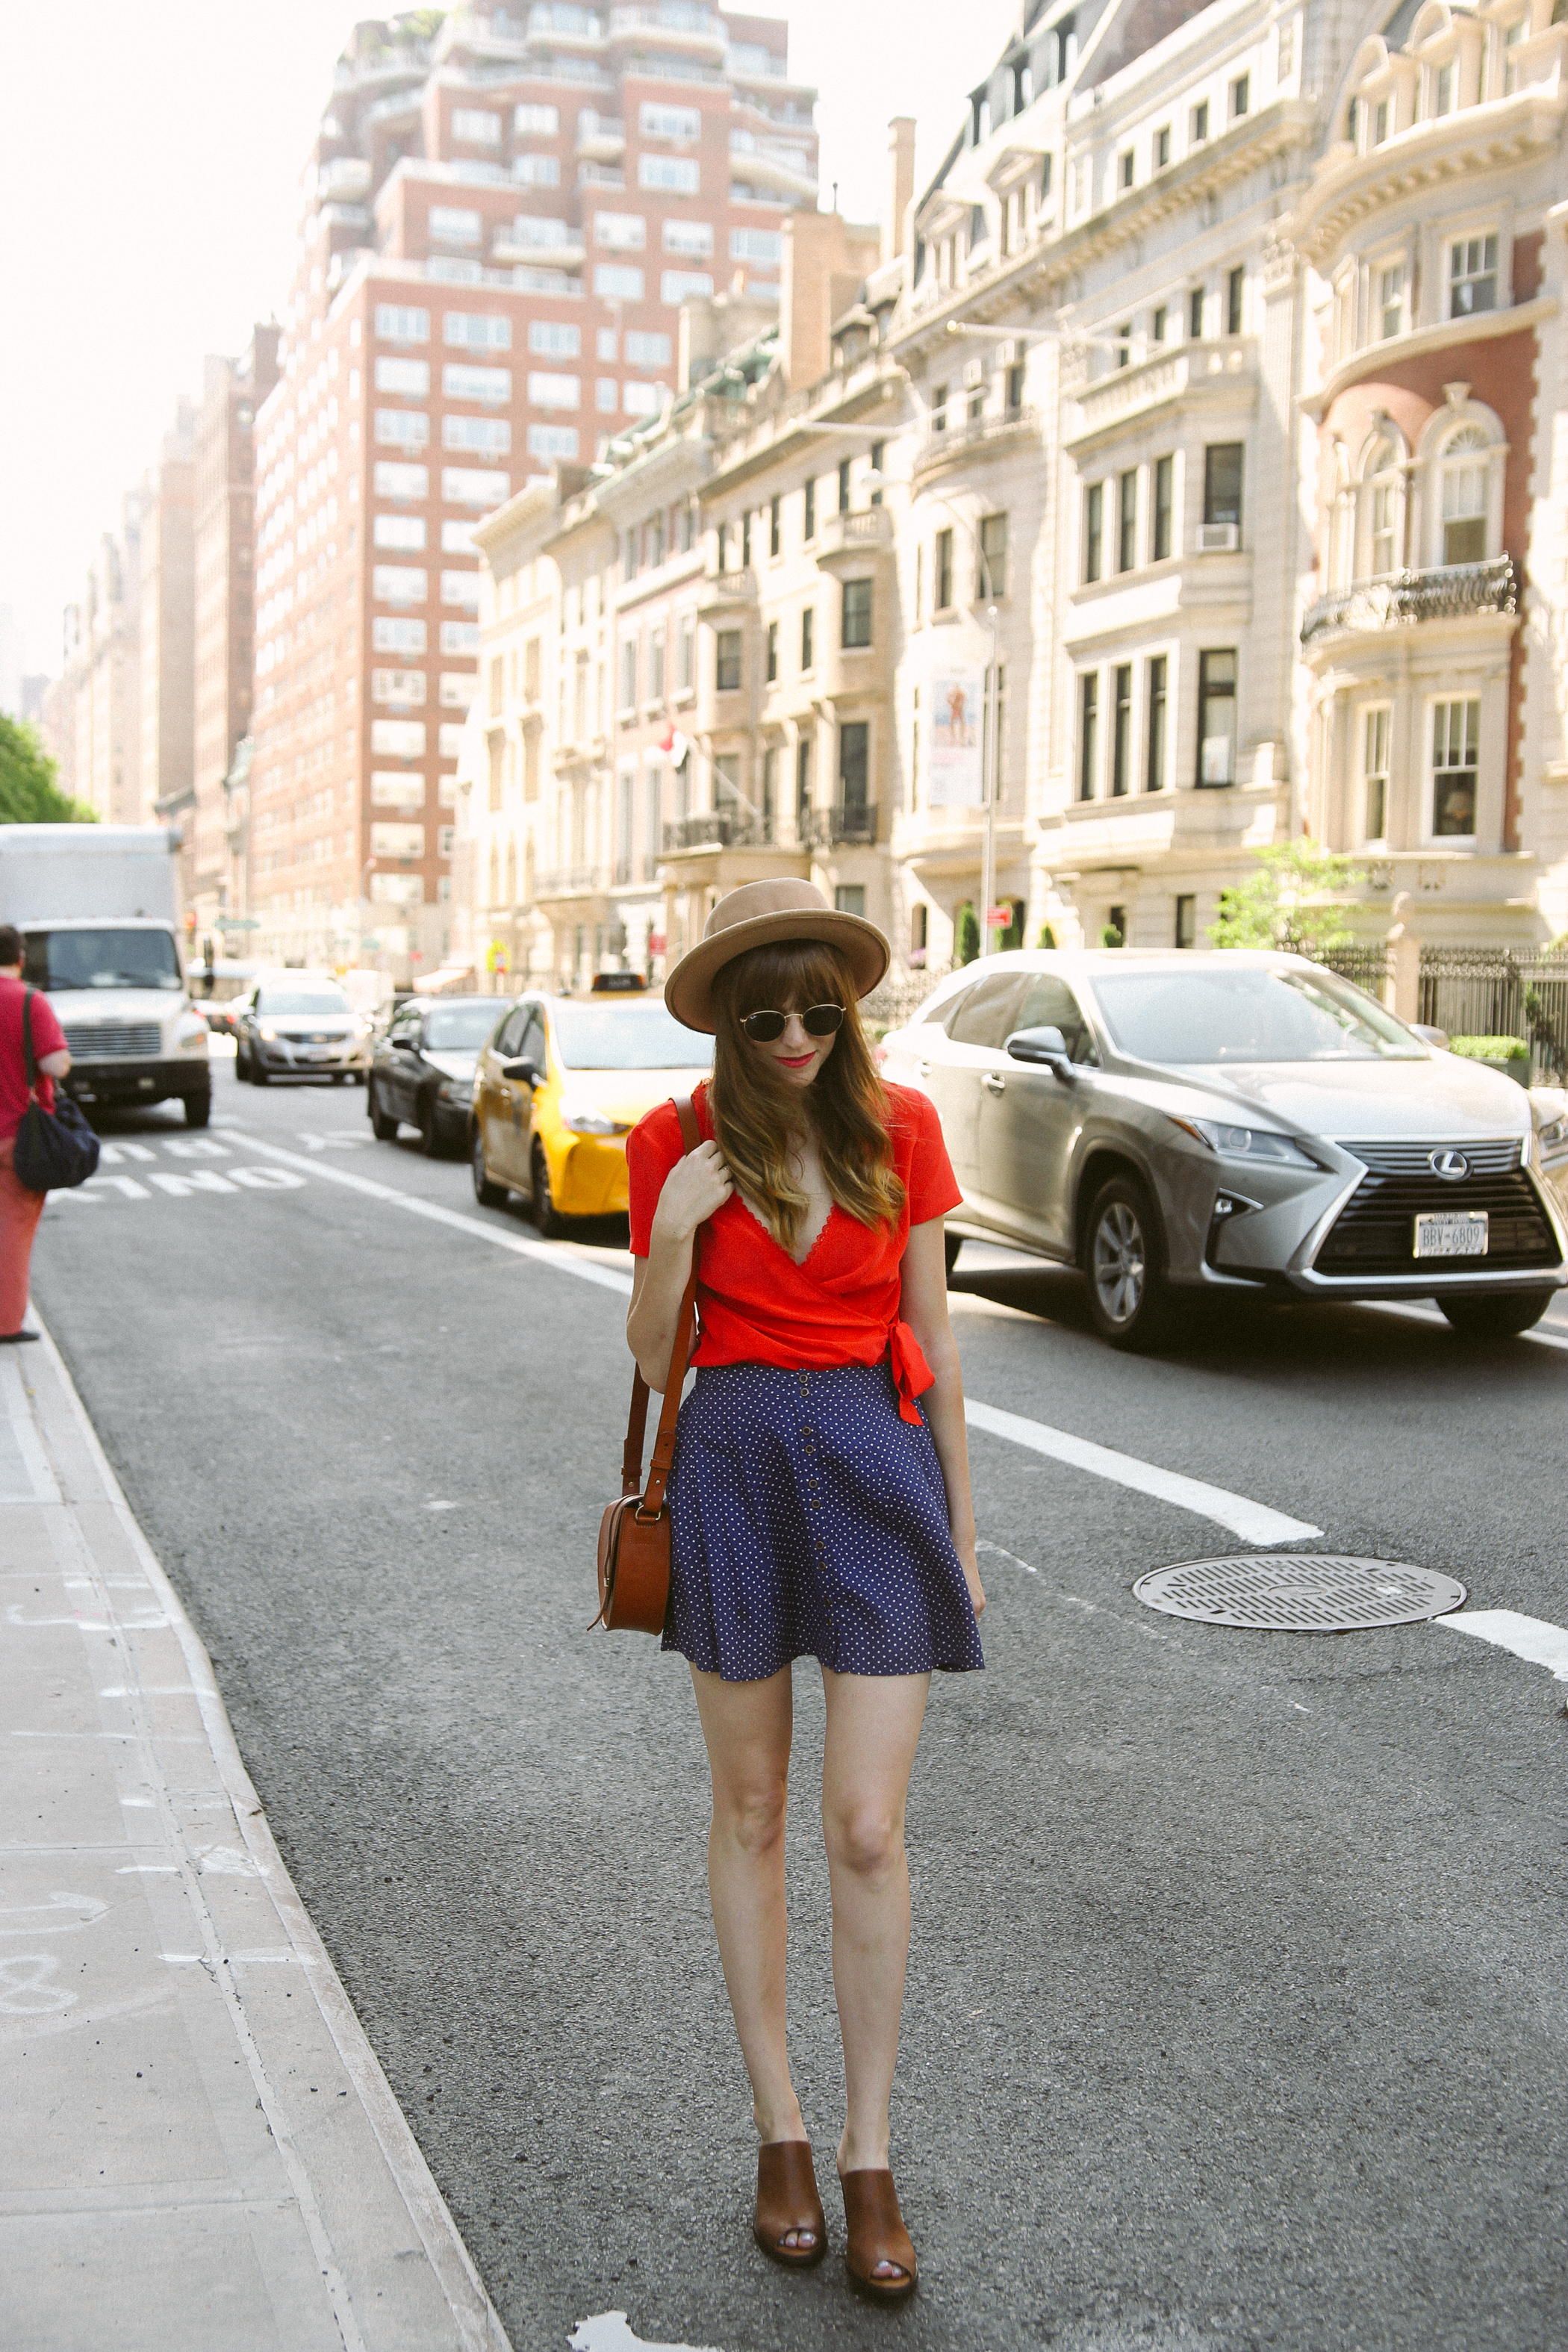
1429 1148 1470 1181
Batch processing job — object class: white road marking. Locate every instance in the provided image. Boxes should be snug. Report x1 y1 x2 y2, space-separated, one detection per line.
1433 1609 1568 1682
570 2316 726 2352
149 1169 237 1198
964 1399 1322 1546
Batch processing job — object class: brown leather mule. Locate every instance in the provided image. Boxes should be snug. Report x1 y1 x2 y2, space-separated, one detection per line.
753 2140 827 2268
840 2168 918 2298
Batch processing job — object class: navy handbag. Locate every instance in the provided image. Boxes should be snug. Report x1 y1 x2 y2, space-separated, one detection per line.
12 991 99 1194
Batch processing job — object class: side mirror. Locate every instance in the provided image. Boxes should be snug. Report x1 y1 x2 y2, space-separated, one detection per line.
500 1057 540 1087
1006 1025 1075 1080
1410 1023 1449 1050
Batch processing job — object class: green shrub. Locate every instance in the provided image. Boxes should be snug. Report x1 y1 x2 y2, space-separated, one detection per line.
1037 923 1057 949
954 901 980 965
1448 1035 1529 1063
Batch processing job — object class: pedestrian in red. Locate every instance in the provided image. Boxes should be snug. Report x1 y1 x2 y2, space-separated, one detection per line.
626 880 985 2300
0 924 71 1342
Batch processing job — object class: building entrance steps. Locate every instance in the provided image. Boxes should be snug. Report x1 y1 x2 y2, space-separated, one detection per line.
0 1329 511 2352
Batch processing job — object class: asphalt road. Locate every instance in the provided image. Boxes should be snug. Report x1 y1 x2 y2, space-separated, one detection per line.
28 1054 1568 2352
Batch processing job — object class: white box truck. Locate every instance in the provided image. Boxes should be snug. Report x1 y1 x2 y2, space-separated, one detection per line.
0 825 211 1127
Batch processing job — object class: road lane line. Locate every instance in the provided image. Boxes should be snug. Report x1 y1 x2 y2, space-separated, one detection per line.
964 1399 1322 1546
1432 1609 1568 1682
232 1136 1322 1543
1360 1299 1568 1354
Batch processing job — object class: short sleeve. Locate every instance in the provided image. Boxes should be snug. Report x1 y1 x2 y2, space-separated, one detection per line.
903 1089 963 1225
27 993 66 1059
626 1099 684 1257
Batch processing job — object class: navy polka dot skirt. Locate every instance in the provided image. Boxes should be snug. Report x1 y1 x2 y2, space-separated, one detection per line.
664 1363 986 1683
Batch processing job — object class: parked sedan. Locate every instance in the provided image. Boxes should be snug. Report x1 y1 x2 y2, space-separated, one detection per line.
470 990 712 1233
882 949 1568 1348
234 974 370 1086
367 995 503 1154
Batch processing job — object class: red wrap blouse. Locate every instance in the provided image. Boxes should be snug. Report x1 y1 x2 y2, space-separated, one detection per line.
626 1079 962 1425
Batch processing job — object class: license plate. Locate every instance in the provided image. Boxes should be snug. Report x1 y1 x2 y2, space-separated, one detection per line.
1414 1210 1489 1259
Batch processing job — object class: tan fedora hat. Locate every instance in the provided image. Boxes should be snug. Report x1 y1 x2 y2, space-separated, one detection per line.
664 879 890 1033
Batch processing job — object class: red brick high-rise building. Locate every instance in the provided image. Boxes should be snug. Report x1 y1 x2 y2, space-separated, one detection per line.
250 2 816 978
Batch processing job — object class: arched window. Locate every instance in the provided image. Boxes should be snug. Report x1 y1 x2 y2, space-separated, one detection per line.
1361 435 1403 577
1440 425 1489 564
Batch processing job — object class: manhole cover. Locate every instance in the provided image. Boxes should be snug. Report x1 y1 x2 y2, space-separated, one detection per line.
1133 1555 1466 1632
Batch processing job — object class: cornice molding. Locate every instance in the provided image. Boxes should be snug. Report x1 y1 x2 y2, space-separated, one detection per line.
1300 294 1558 420
1292 87 1567 266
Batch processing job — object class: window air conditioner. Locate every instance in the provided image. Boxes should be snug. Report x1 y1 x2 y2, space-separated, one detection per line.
1196 522 1239 552
962 356 985 388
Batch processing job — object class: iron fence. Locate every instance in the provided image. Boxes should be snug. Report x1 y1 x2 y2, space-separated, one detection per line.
1415 948 1568 1081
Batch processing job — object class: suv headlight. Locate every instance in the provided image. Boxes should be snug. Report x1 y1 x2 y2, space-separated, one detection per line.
258 1023 279 1042
559 1095 622 1136
1537 1111 1568 1157
1169 1116 1319 1169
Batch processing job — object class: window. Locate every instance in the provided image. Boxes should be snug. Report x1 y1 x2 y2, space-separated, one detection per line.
619 637 638 715
625 329 671 367
528 370 579 408
376 408 429 447
641 100 701 140
1449 234 1498 318
1191 98 1209 142
371 719 426 758
843 579 873 648
442 468 509 513
766 620 778 682
373 565 428 606
444 363 511 403
1363 706 1390 840
1434 60 1455 114
372 771 426 810
430 205 482 247
1204 443 1243 528
529 320 581 358
1005 361 1025 414
373 617 426 654
716 629 741 692
376 305 429 343
1378 263 1405 340
376 461 429 500
514 155 561 187
980 513 1008 598
800 605 815 669
661 265 714 304
1119 149 1134 190
1431 699 1478 836
796 736 812 820
1116 322 1132 370
650 624 666 700
624 382 661 417
1118 470 1138 572
1364 438 1399 576
1197 650 1237 785
1078 674 1098 800
1146 654 1168 790
516 102 559 135
1153 454 1174 561
664 220 713 258
803 476 816 540
641 154 699 194
371 668 427 704
526 423 579 459
1155 125 1171 168
732 226 783 265
676 612 695 692
1112 664 1133 795
835 885 867 918
594 264 645 300
1231 72 1249 117
596 211 647 249
444 414 509 454
1227 266 1244 336
441 570 480 609
597 377 619 412
838 458 851 514
839 722 870 818
1083 483 1104 582
1188 285 1204 339
441 622 480 653
1152 302 1168 343
932 384 948 432
1440 428 1489 564
445 312 511 352
769 495 782 558
375 514 426 551
936 528 954 609
1175 895 1196 949
376 355 429 396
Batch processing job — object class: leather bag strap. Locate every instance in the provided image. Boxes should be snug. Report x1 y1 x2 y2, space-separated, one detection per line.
620 1094 703 1508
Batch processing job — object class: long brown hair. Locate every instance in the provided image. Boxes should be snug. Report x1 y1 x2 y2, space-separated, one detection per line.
708 939 906 1252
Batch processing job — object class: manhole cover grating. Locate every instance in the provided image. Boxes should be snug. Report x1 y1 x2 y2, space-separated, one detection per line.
1133 1555 1466 1632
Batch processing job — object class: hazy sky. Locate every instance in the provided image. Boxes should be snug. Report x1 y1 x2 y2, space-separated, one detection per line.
0 0 1016 681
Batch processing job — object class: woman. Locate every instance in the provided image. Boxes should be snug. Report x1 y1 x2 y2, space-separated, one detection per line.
0 924 71 1344
625 879 984 2300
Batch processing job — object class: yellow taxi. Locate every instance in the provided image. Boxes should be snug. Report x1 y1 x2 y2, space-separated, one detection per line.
469 976 712 1234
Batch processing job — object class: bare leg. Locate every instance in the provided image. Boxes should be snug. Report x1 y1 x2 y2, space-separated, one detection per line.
688 1664 817 2250
820 1667 930 2253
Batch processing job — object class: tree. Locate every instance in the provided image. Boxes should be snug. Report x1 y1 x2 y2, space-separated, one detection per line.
1207 838 1363 953
953 900 980 965
0 715 96 826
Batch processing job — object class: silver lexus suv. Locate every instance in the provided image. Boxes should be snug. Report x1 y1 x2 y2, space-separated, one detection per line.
881 950 1568 1348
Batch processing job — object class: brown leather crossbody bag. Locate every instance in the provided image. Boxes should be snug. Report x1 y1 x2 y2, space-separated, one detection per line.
594 1095 702 1634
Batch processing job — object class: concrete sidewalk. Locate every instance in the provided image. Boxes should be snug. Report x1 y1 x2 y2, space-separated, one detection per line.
0 1326 512 2352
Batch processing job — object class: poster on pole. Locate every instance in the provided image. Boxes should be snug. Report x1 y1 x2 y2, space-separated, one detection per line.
928 666 986 807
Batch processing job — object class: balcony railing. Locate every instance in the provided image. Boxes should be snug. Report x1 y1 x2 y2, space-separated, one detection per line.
800 801 877 848
696 567 757 612
535 862 606 894
815 506 893 559
663 812 783 851
1301 556 1518 644
912 407 1039 479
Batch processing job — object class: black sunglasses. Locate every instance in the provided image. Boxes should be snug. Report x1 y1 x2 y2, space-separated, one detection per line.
741 1002 846 1044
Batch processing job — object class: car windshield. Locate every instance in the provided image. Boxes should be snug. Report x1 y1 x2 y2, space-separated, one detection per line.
257 989 351 1017
1091 965 1427 1063
423 1004 500 1050
550 1001 712 1072
25 928 183 992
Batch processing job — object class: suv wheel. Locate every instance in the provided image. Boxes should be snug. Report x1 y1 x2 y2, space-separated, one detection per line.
417 1093 442 1157
532 1141 568 1240
184 1092 211 1130
1083 1174 1171 1349
1439 1288 1554 1339
368 1081 398 1142
472 1127 506 1208
250 1056 269 1087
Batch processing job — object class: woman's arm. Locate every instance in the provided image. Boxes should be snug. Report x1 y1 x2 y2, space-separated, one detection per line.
625 1139 732 1389
38 1049 71 1079
899 1217 984 1617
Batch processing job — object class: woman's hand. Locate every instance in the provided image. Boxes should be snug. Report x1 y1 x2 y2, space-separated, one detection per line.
650 1139 732 1243
953 1533 986 1618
